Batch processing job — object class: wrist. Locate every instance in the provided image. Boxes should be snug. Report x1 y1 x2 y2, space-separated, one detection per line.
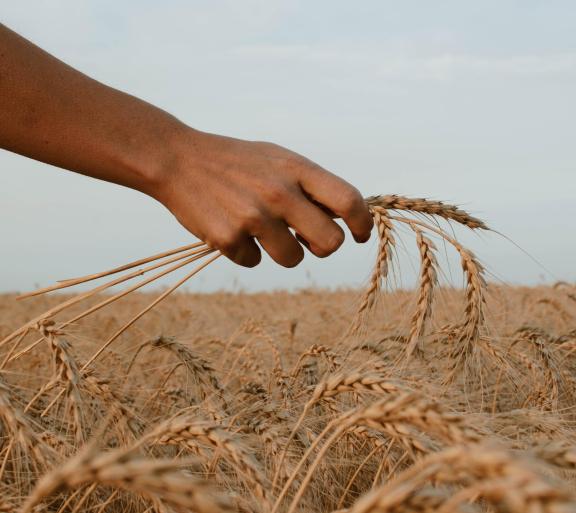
132 121 199 202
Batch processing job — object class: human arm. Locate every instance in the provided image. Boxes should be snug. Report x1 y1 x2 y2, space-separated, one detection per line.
0 23 372 267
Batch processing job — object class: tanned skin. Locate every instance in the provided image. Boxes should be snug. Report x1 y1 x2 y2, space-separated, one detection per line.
0 24 373 268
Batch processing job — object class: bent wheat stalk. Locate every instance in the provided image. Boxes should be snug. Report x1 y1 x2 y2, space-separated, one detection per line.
275 392 476 513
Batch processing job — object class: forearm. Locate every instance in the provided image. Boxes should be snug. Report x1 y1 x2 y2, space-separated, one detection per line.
0 23 187 195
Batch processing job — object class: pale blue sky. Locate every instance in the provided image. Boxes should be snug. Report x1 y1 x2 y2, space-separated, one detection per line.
1 1 575 293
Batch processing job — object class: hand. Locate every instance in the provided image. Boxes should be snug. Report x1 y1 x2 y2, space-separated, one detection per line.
151 130 373 267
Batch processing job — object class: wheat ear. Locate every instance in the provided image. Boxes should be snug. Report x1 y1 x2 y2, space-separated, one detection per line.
389 216 486 367
345 444 574 513
405 228 438 358
350 206 395 333
366 195 488 230
148 417 270 506
0 379 50 471
272 373 402 488
21 444 230 513
284 393 476 513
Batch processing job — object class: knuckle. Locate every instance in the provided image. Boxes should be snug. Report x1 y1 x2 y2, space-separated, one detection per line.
239 207 265 234
261 183 290 206
283 154 307 171
210 230 242 252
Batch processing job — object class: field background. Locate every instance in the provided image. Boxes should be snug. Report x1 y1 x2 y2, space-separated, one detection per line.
2 283 576 511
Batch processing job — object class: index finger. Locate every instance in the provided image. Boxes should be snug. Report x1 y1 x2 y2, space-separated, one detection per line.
297 163 373 243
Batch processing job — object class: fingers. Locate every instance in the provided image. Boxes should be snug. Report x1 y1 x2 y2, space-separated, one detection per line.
207 210 303 268
209 178 364 267
297 164 373 243
256 219 304 268
285 197 345 258
207 230 262 268
229 238 262 267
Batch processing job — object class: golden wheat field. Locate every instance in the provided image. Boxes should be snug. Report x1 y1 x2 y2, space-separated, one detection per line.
1 196 576 512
